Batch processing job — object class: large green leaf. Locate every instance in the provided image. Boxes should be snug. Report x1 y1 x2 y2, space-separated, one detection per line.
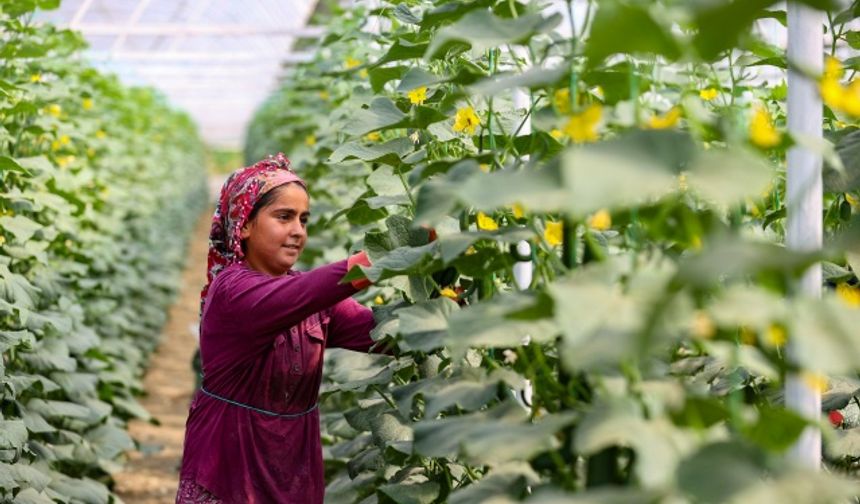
585 2 681 65
446 292 559 358
424 11 561 60
414 401 575 464
329 138 415 166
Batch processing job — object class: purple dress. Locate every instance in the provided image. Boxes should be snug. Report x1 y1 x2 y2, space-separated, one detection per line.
176 258 377 503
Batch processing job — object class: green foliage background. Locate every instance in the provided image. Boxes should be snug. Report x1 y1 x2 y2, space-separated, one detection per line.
244 0 860 502
0 1 207 501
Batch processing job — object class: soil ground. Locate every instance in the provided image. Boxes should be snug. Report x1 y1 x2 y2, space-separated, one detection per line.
112 197 215 503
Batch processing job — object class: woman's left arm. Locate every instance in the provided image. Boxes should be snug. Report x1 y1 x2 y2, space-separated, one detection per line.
326 298 389 353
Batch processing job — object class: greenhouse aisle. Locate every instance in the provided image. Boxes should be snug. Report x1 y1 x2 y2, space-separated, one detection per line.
111 206 213 503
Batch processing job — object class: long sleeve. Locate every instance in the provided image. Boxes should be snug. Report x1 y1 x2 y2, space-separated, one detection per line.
326 297 380 352
204 259 358 345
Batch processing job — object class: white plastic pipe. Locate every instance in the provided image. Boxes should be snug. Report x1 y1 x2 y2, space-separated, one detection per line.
785 1 824 469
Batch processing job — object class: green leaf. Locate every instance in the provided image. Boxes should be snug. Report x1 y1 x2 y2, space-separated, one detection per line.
0 265 40 310
740 405 808 452
372 36 429 67
0 329 35 353
446 292 558 358
469 66 567 95
329 138 414 165
369 65 408 94
559 130 694 216
0 156 30 174
396 298 458 352
48 475 110 504
414 401 575 464
685 149 774 207
575 399 689 487
824 129 860 192
0 420 27 451
424 11 561 60
585 2 681 65
0 215 43 243
343 98 407 136
379 480 439 504
357 242 438 282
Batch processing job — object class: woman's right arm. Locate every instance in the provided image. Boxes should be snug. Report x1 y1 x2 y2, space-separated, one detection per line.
206 253 371 340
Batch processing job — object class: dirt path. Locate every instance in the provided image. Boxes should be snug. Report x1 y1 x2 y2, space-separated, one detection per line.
113 207 212 503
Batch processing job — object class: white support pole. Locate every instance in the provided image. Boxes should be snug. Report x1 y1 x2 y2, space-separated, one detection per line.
512 49 535 409
785 1 824 469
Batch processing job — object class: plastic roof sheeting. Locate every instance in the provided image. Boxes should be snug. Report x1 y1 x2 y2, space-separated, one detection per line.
39 0 320 148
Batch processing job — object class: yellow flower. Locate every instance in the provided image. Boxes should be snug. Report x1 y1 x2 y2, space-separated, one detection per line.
511 203 525 219
837 283 860 307
86 148 96 157
30 74 41 83
824 56 843 81
319 90 330 101
820 77 844 110
453 106 481 135
690 235 702 250
647 107 681 129
51 140 61 151
690 311 715 339
544 220 563 246
764 324 787 348
563 104 602 143
365 131 381 142
550 129 565 140
846 193 859 208
407 87 427 105
842 80 860 117
374 295 385 305
479 163 490 173
587 209 611 231
554 88 571 114
476 211 498 231
82 98 93 110
305 134 317 146
699 88 719 101
801 371 829 394
59 134 70 145
57 155 74 168
439 288 458 300
345 57 361 69
465 246 477 255
95 130 106 139
678 173 688 191
0 235 5 246
359 69 368 79
46 104 61 117
739 326 757 345
749 105 781 148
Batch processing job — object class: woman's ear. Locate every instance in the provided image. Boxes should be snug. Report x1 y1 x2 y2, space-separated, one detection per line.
240 221 252 239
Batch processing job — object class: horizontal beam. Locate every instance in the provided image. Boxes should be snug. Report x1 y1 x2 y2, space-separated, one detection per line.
71 23 325 38
85 51 314 63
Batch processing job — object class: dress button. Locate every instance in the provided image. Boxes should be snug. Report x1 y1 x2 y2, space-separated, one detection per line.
293 344 300 351
292 363 301 372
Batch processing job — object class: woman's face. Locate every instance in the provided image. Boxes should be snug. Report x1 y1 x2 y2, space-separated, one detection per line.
240 183 309 276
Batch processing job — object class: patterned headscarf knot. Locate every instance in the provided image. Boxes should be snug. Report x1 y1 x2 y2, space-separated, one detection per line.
200 152 306 312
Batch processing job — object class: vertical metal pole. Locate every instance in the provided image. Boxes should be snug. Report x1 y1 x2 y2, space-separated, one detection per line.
785 1 823 469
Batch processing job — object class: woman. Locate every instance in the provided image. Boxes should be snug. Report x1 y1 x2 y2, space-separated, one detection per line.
176 153 378 503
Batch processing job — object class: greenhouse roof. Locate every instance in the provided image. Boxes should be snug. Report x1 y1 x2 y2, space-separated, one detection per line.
39 0 321 149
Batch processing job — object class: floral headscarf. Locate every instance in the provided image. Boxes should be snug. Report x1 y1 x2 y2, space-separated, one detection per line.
200 153 306 311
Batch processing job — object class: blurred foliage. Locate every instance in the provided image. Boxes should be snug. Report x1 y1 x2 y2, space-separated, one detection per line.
241 0 860 503
0 1 208 501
